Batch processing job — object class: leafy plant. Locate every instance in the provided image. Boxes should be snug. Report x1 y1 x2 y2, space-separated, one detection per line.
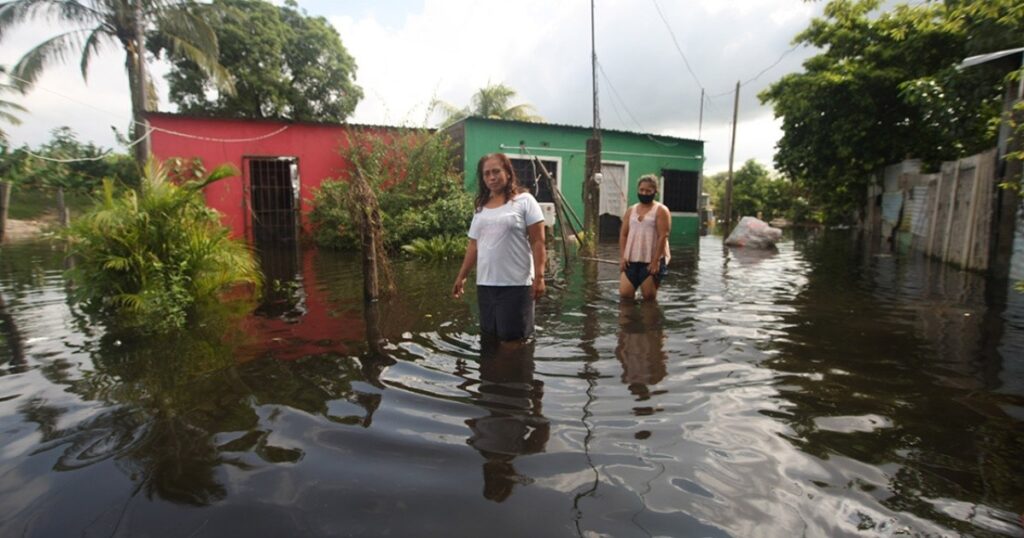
401 235 467 261
310 129 473 251
66 158 261 334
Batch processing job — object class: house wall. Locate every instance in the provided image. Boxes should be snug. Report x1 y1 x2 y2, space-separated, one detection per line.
148 113 374 239
459 118 704 242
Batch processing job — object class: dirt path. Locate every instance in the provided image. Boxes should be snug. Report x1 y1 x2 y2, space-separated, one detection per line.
2 218 51 242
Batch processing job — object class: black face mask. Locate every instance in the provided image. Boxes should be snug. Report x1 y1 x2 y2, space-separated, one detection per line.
638 193 656 204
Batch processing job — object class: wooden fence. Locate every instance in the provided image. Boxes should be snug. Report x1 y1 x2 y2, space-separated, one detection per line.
871 149 999 271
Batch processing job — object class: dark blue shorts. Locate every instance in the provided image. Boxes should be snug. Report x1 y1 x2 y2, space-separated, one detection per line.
624 257 667 290
478 285 535 341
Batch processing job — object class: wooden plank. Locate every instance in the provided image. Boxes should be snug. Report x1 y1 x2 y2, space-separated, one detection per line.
962 156 982 269
942 159 961 263
926 168 944 257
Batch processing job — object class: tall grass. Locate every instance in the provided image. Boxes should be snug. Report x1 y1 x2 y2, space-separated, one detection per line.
66 159 261 334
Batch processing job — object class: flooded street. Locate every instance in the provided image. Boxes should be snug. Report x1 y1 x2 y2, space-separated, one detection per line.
1 231 1022 537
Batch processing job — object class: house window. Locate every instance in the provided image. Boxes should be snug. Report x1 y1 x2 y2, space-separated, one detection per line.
248 157 299 244
661 169 698 213
508 156 559 203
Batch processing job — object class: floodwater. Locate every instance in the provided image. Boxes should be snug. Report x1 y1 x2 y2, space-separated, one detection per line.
1 231 1022 537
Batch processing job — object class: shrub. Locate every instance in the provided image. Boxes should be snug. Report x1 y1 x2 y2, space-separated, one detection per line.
401 235 467 261
310 129 473 251
66 159 261 334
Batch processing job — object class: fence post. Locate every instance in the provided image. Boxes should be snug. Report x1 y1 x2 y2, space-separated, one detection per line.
0 181 10 242
962 161 983 269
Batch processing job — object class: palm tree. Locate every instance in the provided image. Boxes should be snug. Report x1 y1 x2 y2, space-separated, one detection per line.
0 0 234 167
0 66 26 143
433 83 543 127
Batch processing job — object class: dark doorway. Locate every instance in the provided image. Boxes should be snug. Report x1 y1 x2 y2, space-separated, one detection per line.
509 157 559 203
249 158 298 244
661 169 698 213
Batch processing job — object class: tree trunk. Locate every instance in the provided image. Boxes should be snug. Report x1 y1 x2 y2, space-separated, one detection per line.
582 137 602 256
361 206 380 302
56 187 69 227
126 0 151 171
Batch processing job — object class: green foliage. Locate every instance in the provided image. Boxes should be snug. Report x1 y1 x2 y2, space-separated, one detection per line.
0 0 233 167
310 129 473 251
0 128 139 221
705 160 812 224
401 235 467 261
66 159 261 334
152 0 362 122
760 0 1024 224
432 83 543 127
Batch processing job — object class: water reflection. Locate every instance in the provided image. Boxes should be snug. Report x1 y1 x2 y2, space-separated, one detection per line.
615 301 667 401
464 338 549 502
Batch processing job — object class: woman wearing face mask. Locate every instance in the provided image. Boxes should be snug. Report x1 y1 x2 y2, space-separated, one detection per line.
619 174 671 301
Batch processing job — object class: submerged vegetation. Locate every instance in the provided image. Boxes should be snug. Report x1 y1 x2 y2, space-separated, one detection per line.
310 129 472 252
65 159 261 334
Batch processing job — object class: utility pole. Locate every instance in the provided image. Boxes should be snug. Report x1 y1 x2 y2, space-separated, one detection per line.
698 88 704 140
723 81 739 230
582 0 601 256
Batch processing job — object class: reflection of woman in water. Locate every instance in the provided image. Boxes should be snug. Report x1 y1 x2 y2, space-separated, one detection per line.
464 339 549 502
615 302 668 400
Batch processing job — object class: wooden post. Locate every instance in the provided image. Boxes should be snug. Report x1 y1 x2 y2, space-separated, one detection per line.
582 137 601 256
56 187 69 227
360 205 379 303
0 181 10 243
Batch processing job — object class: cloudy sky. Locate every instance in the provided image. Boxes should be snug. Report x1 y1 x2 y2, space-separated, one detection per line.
0 0 826 174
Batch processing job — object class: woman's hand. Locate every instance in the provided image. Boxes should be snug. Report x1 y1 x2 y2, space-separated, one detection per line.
647 259 661 275
533 278 546 299
452 277 465 299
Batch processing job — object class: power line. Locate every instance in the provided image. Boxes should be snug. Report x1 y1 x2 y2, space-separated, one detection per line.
650 0 706 93
707 43 803 99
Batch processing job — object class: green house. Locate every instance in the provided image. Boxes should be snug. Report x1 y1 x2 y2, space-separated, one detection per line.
446 117 705 243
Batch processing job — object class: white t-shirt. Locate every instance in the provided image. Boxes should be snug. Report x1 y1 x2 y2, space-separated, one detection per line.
468 193 545 286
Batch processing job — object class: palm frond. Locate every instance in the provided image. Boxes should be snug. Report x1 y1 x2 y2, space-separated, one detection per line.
10 29 88 89
79 26 112 80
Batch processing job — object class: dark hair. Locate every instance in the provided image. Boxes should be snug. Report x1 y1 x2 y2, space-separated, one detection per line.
475 153 519 211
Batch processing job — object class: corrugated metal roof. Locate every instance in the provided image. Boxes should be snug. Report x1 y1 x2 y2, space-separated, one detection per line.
450 116 702 145
144 111 430 132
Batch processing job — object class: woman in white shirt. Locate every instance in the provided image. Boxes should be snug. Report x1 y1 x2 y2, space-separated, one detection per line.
452 154 546 342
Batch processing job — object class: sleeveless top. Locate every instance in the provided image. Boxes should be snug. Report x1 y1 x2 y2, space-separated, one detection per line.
623 203 671 263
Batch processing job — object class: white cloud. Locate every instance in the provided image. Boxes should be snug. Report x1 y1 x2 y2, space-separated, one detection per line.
2 0 825 174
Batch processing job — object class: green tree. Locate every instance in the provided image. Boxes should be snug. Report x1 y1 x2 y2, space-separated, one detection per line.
152 0 362 122
760 0 1023 224
0 0 234 168
433 83 543 126
310 130 473 251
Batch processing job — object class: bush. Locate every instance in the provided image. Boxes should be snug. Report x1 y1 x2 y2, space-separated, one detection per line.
310 129 473 251
66 159 261 334
401 235 467 261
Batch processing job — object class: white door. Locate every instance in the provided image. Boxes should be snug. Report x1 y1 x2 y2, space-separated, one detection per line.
600 162 628 217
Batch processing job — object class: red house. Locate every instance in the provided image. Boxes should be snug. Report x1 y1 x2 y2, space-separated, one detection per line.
147 112 398 242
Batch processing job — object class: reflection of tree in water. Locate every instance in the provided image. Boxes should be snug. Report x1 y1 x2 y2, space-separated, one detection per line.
763 231 1024 535
19 310 384 506
463 339 549 502
615 302 667 402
